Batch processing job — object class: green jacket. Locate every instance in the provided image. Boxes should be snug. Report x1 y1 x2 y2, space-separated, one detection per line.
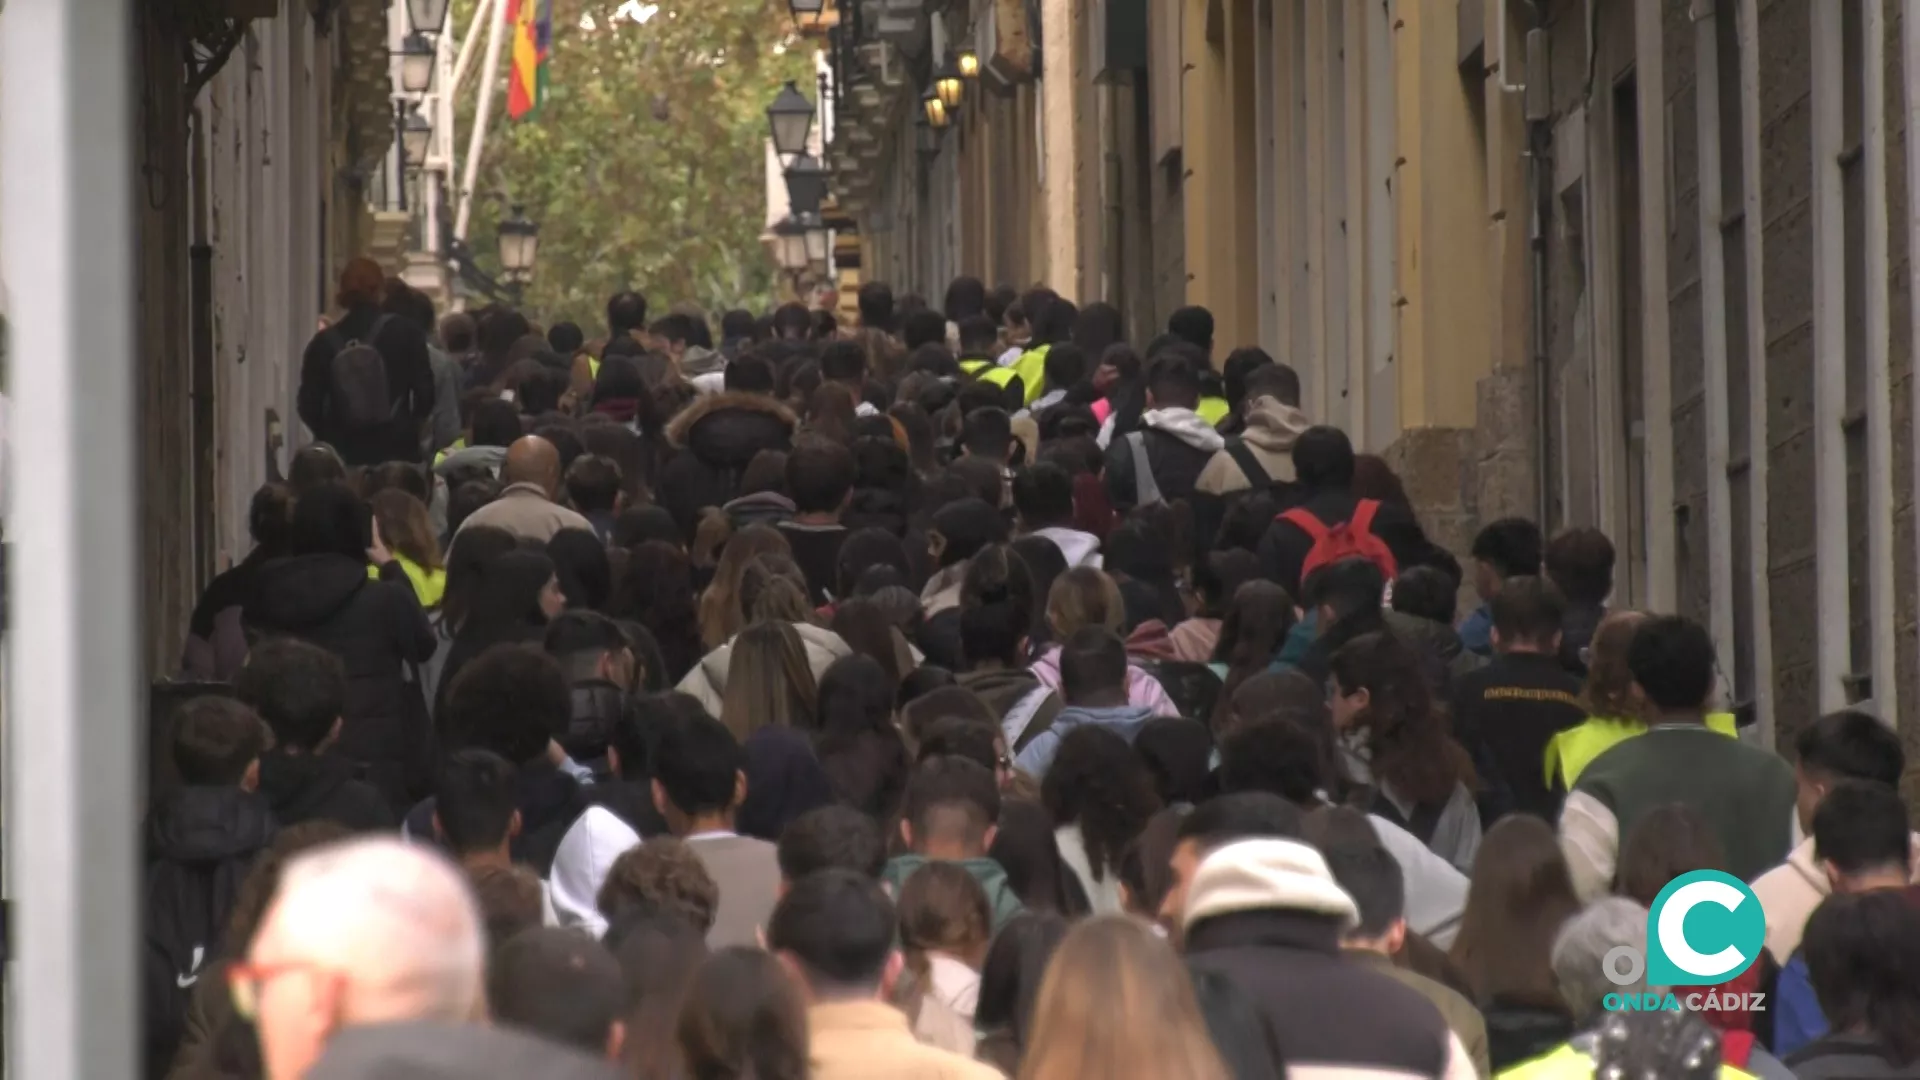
881 854 1025 932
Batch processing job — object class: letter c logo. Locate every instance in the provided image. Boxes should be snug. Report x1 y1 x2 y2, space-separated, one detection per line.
1657 879 1749 979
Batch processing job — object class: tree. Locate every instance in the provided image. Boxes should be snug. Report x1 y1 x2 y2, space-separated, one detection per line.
455 0 813 326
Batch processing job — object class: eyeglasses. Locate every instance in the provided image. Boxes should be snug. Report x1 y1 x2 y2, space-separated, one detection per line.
227 960 332 1022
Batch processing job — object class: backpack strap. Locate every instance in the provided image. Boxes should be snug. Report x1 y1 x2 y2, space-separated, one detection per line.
1126 431 1162 506
1350 498 1381 534
1225 440 1270 489
1279 506 1331 544
1002 685 1053 750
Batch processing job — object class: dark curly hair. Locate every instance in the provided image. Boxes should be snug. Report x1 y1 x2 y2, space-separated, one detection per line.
1039 726 1162 884
1328 632 1476 806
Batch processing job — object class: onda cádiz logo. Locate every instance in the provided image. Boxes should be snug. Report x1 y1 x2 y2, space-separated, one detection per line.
1602 870 1769 1014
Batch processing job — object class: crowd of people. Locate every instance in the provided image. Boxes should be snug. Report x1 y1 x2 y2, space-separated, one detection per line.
141 256 1920 1080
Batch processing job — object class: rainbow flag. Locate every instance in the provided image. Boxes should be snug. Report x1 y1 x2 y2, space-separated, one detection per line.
506 0 551 120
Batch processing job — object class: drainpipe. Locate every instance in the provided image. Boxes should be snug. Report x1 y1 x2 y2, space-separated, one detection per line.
1523 24 1553 528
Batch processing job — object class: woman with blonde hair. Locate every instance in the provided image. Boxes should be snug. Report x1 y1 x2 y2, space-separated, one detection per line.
681 547 851 716
1017 915 1232 1080
1026 567 1178 717
697 524 791 650
718 621 818 740
1543 609 1738 790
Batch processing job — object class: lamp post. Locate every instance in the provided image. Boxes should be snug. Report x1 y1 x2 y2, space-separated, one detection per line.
766 81 815 161
407 0 452 34
915 116 941 162
397 32 436 94
784 153 828 217
401 105 433 169
922 84 950 129
772 215 810 275
957 47 981 79
800 212 831 266
497 205 539 302
933 56 964 110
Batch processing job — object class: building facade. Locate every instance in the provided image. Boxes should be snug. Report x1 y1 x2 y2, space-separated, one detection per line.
815 0 1920 756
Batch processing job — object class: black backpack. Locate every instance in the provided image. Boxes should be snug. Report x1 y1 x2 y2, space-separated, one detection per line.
328 315 399 429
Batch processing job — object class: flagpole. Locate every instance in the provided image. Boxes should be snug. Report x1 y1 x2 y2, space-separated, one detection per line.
449 0 497 99
455 0 510 242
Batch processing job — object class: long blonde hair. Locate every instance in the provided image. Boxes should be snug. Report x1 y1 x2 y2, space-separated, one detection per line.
1017 916 1231 1080
369 488 443 571
698 525 791 650
719 621 817 741
1045 567 1125 640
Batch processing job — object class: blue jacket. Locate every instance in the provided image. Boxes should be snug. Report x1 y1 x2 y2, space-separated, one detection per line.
1772 950 1827 1058
1458 604 1494 657
1014 703 1158 778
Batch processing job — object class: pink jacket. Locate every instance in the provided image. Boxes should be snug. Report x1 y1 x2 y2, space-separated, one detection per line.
1029 644 1180 718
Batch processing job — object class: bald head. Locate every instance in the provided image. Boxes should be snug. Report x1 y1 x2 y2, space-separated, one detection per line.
502 435 563 496
249 838 485 1079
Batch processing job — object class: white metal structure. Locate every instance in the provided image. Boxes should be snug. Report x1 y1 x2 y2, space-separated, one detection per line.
0 0 141 1077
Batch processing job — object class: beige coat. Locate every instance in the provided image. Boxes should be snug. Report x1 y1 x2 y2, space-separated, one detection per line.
1753 833 1920 963
1193 398 1312 495
452 482 592 546
809 1001 1004 1080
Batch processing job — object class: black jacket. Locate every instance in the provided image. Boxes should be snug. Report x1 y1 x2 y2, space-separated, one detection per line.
656 392 797 539
257 750 397 832
245 555 438 808
143 787 277 1079
1257 488 1433 596
1481 1001 1576 1073
1185 909 1457 1079
1449 652 1586 822
297 306 436 466
1558 602 1606 677
1103 425 1218 512
403 759 591 876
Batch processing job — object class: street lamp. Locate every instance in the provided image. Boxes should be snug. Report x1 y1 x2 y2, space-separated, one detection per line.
800 212 831 265
408 0 451 35
401 105 433 168
766 81 815 160
397 32 436 94
783 154 829 217
772 215 810 272
497 205 539 284
957 47 981 79
787 0 840 32
922 84 950 129
934 56 964 109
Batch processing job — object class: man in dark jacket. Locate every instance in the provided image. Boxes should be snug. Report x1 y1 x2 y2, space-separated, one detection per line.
1450 577 1585 824
244 484 438 809
1104 347 1223 514
777 436 857 604
1257 425 1430 596
297 258 436 466
656 365 798 538
1544 526 1615 677
236 638 395 830
1164 795 1475 1080
406 644 591 876
144 697 278 1079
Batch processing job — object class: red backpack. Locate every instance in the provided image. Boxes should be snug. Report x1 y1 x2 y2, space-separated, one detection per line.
1280 499 1400 582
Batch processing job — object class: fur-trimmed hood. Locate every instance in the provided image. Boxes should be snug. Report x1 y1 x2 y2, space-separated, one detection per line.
664 390 797 468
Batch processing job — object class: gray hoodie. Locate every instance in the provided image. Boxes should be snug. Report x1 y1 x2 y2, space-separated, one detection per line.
680 345 726 377
1013 703 1158 778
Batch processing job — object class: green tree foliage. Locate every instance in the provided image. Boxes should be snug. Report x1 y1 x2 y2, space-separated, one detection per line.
455 0 812 326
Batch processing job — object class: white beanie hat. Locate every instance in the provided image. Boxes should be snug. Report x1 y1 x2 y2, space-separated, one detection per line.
1182 838 1360 931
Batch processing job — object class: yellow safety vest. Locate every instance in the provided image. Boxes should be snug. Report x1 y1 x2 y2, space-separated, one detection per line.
588 356 601 382
1544 712 1741 790
979 365 1024 400
959 358 994 377
432 436 467 469
1499 1042 1756 1080
1012 344 1050 405
1197 395 1229 426
368 554 447 609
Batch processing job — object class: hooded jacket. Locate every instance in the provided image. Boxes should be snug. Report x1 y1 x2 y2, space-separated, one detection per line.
1182 839 1475 1080
1012 702 1160 778
1194 398 1312 495
244 555 438 808
881 854 1025 932
256 750 395 831
1754 835 1920 963
548 805 643 938
679 344 725 377
656 391 797 539
143 786 278 1078
1028 644 1180 720
955 668 1064 752
1102 406 1225 512
675 621 851 717
1029 525 1103 569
